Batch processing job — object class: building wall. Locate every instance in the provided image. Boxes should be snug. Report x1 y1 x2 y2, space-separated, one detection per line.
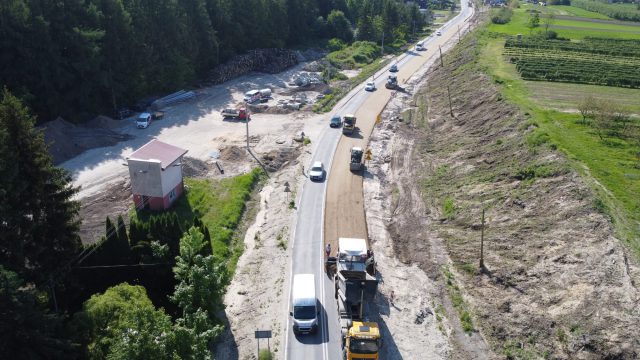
128 159 163 197
162 181 184 209
132 194 165 211
160 158 184 195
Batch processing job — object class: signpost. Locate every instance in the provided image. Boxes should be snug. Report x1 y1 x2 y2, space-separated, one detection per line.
284 181 291 202
255 329 272 357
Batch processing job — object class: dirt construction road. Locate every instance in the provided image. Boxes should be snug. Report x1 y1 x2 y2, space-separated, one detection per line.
324 6 474 251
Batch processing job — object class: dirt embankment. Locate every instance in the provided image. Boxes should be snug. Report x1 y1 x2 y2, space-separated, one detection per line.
42 116 132 164
382 34 640 358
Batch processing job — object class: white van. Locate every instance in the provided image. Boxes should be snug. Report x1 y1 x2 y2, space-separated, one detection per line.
244 89 261 103
416 41 425 51
136 112 152 129
290 273 318 334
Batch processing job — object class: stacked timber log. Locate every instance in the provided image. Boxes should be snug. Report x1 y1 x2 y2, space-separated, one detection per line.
208 48 298 85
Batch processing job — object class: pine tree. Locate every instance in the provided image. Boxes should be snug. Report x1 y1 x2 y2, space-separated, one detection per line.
0 89 81 283
116 215 129 245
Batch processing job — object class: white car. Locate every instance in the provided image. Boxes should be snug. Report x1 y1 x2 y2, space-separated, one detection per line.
365 82 376 91
309 161 325 181
136 113 152 129
436 30 442 36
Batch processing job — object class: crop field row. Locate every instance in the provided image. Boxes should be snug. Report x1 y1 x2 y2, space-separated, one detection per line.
505 37 640 57
503 37 640 88
508 54 640 88
504 48 640 66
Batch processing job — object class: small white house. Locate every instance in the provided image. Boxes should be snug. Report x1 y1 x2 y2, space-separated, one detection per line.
127 139 188 211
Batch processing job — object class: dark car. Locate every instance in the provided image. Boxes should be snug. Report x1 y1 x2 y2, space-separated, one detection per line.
116 107 132 120
389 64 399 72
330 115 342 128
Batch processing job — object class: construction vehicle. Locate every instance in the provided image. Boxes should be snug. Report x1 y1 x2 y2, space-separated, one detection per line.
221 107 250 121
385 75 399 90
332 238 381 360
350 147 364 172
343 114 356 135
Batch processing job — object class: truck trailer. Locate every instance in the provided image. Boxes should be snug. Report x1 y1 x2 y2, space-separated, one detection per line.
333 238 381 360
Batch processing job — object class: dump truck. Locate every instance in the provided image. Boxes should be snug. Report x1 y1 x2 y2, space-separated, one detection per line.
221 107 250 121
332 238 381 360
343 114 356 135
385 75 399 90
350 147 364 172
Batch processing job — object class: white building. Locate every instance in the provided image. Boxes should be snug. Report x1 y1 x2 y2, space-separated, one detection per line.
127 139 188 211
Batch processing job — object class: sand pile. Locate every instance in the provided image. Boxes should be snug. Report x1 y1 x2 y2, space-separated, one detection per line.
41 116 132 164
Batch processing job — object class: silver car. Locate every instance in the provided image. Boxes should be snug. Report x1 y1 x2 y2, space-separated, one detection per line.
309 161 325 181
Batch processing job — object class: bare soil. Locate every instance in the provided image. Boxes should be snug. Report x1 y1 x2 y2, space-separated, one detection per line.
42 116 132 164
377 31 640 359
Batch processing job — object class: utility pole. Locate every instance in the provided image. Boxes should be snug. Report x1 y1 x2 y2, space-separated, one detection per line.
447 85 454 117
245 117 250 150
413 20 416 38
439 45 444 67
479 209 485 270
458 25 461 43
381 31 385 57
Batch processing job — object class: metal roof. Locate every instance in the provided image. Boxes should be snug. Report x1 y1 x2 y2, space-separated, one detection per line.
127 139 188 170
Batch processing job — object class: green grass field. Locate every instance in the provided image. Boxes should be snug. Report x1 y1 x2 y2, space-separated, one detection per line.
132 168 263 271
488 5 640 39
524 81 640 113
546 5 612 19
478 33 640 255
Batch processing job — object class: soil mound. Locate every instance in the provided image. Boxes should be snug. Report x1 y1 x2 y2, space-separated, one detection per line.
85 115 128 130
260 147 298 172
41 117 133 164
181 156 211 178
219 146 248 162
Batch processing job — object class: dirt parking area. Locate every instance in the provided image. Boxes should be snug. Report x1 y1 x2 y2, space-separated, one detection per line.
61 62 331 244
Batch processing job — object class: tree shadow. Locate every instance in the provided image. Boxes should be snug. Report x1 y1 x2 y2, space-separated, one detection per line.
344 127 364 139
480 265 525 294
369 292 402 359
212 309 239 359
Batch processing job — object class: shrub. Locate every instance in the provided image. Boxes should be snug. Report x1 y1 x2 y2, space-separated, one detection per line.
442 197 456 219
259 350 273 360
491 7 514 24
327 38 346 52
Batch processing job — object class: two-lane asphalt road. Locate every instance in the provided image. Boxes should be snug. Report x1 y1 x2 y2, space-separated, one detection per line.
285 2 475 358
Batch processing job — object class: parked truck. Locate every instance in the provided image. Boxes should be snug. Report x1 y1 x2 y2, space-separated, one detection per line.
350 147 364 172
332 238 381 360
221 107 250 121
342 114 356 135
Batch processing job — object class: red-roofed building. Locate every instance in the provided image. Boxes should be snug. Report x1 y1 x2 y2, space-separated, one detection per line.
127 139 188 211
